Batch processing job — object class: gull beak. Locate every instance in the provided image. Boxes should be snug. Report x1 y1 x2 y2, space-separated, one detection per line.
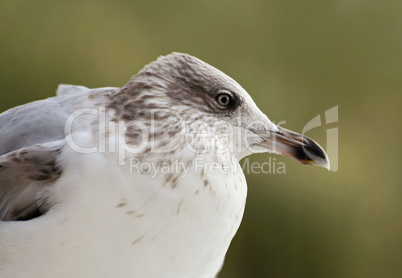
252 126 330 170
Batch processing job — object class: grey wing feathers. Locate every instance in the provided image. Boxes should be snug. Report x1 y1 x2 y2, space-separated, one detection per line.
0 141 64 221
0 88 85 155
0 84 113 221
0 85 85 221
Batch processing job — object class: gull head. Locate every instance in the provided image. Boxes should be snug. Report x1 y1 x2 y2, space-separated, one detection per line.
107 52 329 169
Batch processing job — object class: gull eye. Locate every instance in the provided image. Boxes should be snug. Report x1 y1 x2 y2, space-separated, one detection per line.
216 93 233 107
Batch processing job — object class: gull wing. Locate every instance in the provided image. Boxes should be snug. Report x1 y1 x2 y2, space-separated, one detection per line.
0 85 89 221
0 84 119 221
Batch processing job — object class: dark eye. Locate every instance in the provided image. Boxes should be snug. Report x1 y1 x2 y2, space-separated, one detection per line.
216 93 233 107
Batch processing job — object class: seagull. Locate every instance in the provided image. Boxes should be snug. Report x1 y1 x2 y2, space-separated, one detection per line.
0 53 329 278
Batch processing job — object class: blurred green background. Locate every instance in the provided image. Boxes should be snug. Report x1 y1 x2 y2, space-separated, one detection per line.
0 0 401 277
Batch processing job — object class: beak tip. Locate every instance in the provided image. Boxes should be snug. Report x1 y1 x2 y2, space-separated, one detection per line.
317 156 331 171
309 144 331 170
305 146 330 171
